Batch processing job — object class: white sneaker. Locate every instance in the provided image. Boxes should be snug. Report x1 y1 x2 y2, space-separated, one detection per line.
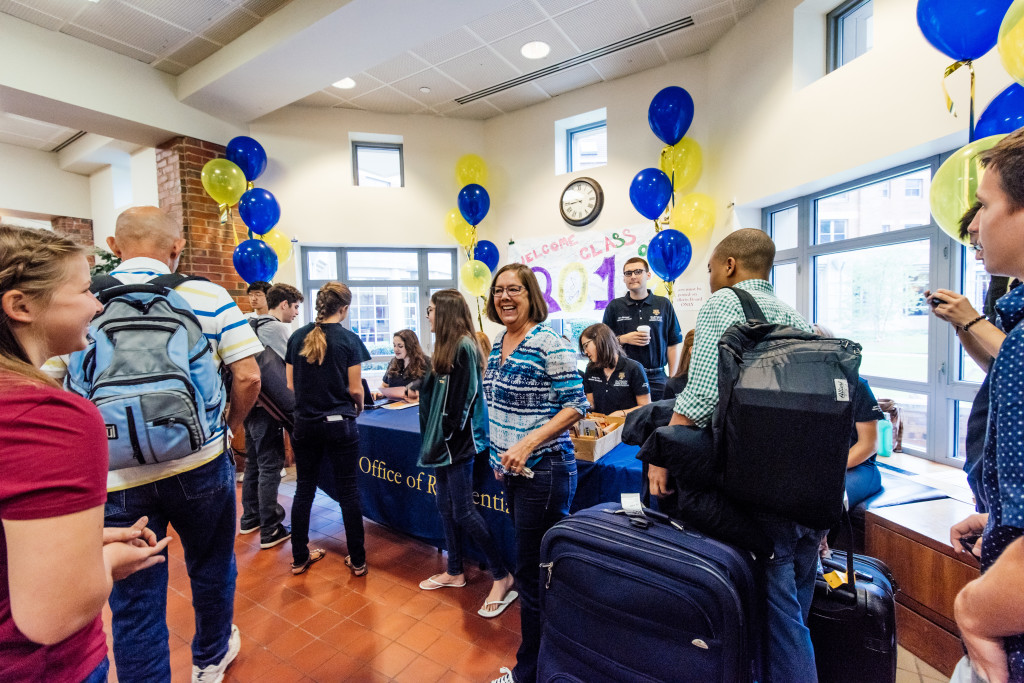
192 624 240 683
490 666 515 683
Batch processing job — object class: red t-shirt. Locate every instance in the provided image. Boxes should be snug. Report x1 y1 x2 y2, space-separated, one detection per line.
0 379 109 682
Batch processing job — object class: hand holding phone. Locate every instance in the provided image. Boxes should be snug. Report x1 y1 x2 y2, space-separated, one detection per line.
959 533 981 555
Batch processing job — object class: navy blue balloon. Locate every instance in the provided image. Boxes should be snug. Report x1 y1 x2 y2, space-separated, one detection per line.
916 0 1013 61
238 188 280 235
977 83 1024 138
647 229 692 282
226 136 268 182
233 239 278 283
629 168 673 220
458 184 490 226
474 239 499 272
648 86 695 146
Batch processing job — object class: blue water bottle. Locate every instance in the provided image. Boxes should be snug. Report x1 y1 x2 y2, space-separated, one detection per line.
876 419 893 457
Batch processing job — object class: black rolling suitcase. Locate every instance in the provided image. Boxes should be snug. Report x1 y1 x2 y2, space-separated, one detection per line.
537 502 765 683
810 547 898 683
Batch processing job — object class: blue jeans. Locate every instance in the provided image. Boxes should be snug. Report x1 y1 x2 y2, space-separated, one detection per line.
845 458 882 510
434 458 509 580
506 451 577 683
646 368 667 401
240 407 286 537
290 417 365 567
105 453 238 682
81 656 109 683
758 513 825 683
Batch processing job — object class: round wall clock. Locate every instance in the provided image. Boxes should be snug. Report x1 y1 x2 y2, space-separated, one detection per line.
560 177 604 227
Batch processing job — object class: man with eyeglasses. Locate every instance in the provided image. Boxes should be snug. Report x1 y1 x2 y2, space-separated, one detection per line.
601 257 682 399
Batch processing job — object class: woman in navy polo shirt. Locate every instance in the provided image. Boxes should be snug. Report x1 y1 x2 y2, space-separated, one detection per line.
578 323 651 417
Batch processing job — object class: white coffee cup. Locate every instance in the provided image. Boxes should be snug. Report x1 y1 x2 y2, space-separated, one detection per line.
637 324 651 335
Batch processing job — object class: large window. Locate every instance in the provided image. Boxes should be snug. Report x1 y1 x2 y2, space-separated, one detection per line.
299 246 456 383
827 0 873 73
763 155 981 465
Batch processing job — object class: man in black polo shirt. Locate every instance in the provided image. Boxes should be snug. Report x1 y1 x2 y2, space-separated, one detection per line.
602 256 682 399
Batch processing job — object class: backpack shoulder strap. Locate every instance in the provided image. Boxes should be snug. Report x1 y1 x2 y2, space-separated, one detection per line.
724 286 767 324
90 274 121 294
148 273 193 290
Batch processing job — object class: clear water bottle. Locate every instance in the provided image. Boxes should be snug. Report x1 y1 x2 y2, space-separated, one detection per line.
876 419 893 457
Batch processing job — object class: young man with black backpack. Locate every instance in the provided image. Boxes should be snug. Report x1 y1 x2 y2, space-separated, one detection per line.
63 207 262 683
656 229 824 682
239 283 302 548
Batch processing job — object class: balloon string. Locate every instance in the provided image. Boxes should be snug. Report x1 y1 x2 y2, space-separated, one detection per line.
476 296 484 331
943 59 971 120
969 61 976 143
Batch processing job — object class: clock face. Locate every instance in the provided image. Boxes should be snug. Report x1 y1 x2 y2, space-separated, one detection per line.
560 177 604 227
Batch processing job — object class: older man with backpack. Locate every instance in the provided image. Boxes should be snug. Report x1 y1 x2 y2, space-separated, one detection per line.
64 206 262 683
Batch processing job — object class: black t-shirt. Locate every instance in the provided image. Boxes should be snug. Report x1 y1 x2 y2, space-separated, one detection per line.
851 377 883 451
661 373 689 402
382 357 431 390
286 323 371 421
583 355 650 414
601 290 682 371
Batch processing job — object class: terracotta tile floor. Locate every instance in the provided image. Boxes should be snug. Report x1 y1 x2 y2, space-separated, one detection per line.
100 476 521 682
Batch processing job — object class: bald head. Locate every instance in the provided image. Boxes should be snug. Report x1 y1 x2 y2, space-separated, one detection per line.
108 206 186 269
711 228 775 277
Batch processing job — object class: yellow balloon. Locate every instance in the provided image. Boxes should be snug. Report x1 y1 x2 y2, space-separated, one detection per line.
445 208 472 242
648 273 670 297
660 138 703 195
454 222 476 248
261 228 293 264
1000 0 1024 86
456 154 488 187
670 193 717 243
201 159 247 206
930 134 1005 245
460 259 491 297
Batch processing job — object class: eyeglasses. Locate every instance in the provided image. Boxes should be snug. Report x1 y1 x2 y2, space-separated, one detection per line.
426 306 435 314
623 268 647 277
581 339 594 351
491 285 526 297
968 244 982 254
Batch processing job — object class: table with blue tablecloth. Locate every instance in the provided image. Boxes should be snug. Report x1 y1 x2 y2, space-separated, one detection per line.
316 405 642 566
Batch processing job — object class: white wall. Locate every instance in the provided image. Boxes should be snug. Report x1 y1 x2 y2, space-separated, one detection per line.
0 142 91 219
249 107 485 271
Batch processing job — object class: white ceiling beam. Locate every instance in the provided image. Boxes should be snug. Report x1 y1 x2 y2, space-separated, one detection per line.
0 14 245 146
178 0 519 122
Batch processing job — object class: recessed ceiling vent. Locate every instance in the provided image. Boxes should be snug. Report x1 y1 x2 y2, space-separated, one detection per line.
455 16 695 104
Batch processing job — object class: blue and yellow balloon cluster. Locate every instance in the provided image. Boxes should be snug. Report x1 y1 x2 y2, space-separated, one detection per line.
447 155 500 297
917 0 1024 242
200 137 293 284
628 86 716 292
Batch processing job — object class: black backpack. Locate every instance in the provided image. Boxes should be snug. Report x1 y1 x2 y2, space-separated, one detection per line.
713 287 862 530
247 317 295 433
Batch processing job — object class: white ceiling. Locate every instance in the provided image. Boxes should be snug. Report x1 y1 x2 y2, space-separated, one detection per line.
0 0 761 150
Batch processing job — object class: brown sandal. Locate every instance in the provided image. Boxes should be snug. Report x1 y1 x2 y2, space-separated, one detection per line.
344 555 367 576
291 548 325 575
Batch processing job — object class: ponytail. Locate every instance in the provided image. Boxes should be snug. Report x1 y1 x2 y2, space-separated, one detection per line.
299 282 352 365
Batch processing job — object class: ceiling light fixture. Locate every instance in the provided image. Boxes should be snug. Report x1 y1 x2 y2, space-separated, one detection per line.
419 86 432 94
521 41 551 59
332 77 356 89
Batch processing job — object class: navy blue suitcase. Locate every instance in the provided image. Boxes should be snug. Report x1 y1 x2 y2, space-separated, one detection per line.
538 503 765 683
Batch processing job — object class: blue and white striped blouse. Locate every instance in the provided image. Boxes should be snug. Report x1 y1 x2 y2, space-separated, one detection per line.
483 324 588 470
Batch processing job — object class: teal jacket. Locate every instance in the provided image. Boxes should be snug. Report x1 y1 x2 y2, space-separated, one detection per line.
418 336 490 467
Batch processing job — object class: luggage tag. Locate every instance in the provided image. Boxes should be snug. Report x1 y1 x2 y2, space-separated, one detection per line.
823 570 848 589
620 493 651 529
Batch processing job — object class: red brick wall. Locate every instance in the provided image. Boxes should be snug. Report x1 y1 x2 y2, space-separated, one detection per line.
51 216 96 265
156 136 248 308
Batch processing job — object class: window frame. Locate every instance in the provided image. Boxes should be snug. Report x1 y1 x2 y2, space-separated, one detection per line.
826 0 873 73
566 120 607 174
298 246 457 360
762 152 978 466
351 141 405 187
